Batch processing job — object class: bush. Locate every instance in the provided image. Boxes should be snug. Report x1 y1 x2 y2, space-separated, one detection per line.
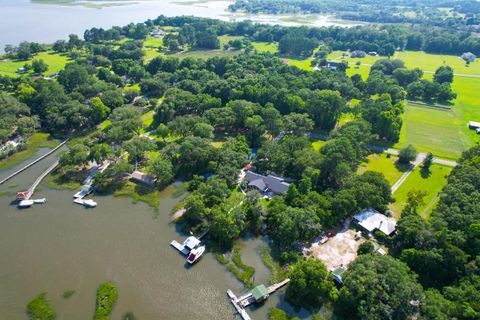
27 292 56 320
93 282 118 320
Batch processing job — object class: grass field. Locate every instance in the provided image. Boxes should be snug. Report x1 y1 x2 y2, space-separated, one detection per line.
143 36 163 48
0 51 71 76
330 49 480 159
390 164 452 219
252 42 279 53
218 35 244 48
393 51 480 159
169 49 240 59
357 153 408 186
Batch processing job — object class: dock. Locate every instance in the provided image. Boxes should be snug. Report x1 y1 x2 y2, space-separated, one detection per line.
16 160 59 202
227 279 290 320
170 240 190 255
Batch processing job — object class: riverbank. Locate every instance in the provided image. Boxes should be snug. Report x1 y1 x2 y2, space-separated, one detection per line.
0 133 59 172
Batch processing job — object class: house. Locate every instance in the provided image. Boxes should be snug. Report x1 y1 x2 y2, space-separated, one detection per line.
129 171 157 187
351 50 366 58
461 52 476 62
315 61 346 71
353 208 396 236
244 171 290 196
251 284 269 302
331 267 346 284
17 67 27 74
151 29 165 38
368 51 378 56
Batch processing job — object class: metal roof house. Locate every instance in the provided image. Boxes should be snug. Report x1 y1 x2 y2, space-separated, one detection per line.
251 284 269 302
245 171 290 195
353 208 397 236
129 171 157 187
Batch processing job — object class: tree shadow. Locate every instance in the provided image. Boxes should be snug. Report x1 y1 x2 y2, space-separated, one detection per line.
394 160 411 173
420 167 431 179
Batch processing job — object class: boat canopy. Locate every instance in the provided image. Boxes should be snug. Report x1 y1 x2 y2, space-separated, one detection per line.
184 236 200 250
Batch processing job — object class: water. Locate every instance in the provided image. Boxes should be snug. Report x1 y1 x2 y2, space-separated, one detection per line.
0 0 361 49
0 150 302 319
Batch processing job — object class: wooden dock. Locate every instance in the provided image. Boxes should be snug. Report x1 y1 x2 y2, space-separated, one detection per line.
227 279 290 320
16 160 59 201
0 138 68 186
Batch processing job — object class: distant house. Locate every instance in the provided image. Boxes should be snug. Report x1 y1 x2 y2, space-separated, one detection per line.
353 208 397 236
315 60 347 71
151 29 165 38
461 52 476 62
17 67 27 74
368 51 378 56
251 284 269 302
351 50 366 58
130 170 157 187
245 171 290 196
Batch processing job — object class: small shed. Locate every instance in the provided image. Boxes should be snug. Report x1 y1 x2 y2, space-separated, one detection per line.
468 121 480 130
251 284 269 302
331 267 346 284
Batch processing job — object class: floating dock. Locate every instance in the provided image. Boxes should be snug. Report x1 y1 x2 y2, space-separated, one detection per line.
227 279 290 320
170 240 190 255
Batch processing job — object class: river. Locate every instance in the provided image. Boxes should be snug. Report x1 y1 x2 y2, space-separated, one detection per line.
0 148 307 319
0 0 361 50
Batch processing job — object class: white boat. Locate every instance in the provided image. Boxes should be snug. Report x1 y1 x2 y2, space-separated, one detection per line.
82 199 97 208
187 245 205 264
183 236 201 251
32 198 46 204
18 200 34 208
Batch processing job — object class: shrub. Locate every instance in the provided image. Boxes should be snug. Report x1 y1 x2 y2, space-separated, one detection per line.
27 292 56 320
93 282 118 320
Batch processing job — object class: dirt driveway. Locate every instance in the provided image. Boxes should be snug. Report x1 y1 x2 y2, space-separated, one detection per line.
306 229 364 270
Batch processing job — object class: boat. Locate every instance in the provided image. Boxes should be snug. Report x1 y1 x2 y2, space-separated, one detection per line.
32 198 46 204
18 200 34 208
183 236 201 251
82 199 97 208
187 245 205 264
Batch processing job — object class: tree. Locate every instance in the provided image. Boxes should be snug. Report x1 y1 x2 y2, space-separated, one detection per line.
147 155 174 187
283 113 313 135
58 63 90 92
156 123 170 141
124 136 155 164
357 241 375 255
286 259 337 309
402 189 428 216
90 97 110 123
306 90 345 131
434 65 454 84
398 144 417 164
421 152 433 174
192 122 214 139
32 59 48 74
338 254 424 320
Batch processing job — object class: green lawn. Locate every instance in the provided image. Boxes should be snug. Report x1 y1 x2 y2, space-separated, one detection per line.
357 153 408 186
393 51 480 159
252 42 279 53
390 164 452 219
143 36 163 48
395 103 468 159
311 140 326 152
0 51 70 77
328 50 382 79
168 49 240 59
284 58 314 71
218 35 244 48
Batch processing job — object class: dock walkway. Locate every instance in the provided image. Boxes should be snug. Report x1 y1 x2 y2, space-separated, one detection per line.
0 138 68 186
227 278 290 320
19 160 59 200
